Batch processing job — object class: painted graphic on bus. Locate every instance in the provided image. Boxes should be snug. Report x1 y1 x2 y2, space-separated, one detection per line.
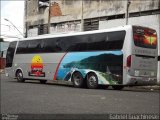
133 26 157 49
56 51 123 85
28 55 45 77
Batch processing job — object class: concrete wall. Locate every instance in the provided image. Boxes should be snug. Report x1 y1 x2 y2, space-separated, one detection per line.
51 0 159 20
26 0 38 18
27 22 82 36
28 28 38 37
99 14 160 84
50 22 81 34
26 0 160 25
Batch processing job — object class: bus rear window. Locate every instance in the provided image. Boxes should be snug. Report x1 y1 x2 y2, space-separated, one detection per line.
133 26 157 49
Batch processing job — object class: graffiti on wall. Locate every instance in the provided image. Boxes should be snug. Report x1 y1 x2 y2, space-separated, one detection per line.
50 22 81 33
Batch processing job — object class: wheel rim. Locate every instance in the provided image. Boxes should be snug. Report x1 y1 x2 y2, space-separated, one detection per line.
88 75 97 87
17 72 23 81
74 73 82 86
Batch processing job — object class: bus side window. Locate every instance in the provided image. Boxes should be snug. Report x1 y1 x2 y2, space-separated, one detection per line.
66 35 88 52
16 41 29 54
43 38 62 53
28 40 42 53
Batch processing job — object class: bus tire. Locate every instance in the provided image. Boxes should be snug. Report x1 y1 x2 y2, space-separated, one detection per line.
16 70 25 82
40 80 47 84
112 85 124 90
72 72 84 88
87 73 98 89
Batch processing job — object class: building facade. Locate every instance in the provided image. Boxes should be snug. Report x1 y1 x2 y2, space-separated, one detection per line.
25 0 160 82
25 0 160 35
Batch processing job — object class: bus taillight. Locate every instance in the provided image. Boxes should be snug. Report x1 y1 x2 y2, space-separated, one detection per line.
127 55 131 67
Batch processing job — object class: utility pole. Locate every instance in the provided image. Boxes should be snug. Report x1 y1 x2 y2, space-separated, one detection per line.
25 0 28 38
81 0 84 31
125 0 131 25
48 0 51 34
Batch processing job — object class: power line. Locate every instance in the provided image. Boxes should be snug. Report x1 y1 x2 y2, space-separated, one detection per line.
0 34 21 38
1 24 23 29
4 18 24 37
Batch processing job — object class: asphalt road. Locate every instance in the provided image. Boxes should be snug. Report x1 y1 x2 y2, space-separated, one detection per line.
1 74 159 115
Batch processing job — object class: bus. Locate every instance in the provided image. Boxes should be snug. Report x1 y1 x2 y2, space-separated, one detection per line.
158 56 160 84
5 25 158 90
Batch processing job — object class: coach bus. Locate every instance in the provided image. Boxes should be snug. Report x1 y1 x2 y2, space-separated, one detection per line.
158 56 160 83
5 25 158 89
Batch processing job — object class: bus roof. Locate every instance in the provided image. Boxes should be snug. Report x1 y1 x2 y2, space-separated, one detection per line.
17 25 147 41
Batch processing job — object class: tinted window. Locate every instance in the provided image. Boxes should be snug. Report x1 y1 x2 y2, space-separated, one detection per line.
133 26 157 49
17 39 44 54
6 41 17 67
16 31 125 54
158 56 160 61
60 35 88 52
62 31 125 52
28 40 43 53
43 38 62 52
87 31 125 51
16 41 29 54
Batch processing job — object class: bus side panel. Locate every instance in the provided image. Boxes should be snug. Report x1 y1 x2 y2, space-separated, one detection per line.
13 53 66 80
55 51 123 85
121 27 133 85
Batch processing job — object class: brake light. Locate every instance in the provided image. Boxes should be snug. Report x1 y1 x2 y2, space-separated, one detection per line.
127 55 131 67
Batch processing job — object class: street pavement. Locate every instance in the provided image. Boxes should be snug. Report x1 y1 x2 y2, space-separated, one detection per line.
1 74 159 115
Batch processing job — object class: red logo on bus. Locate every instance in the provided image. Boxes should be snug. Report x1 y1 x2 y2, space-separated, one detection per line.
28 55 45 77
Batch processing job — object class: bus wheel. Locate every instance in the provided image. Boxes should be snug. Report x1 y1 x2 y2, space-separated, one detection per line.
87 73 98 89
72 72 84 88
16 70 25 82
40 80 47 84
112 85 124 90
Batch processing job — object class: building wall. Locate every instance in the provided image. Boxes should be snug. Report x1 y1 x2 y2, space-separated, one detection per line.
28 28 38 37
25 0 160 25
50 21 81 34
50 0 160 22
25 0 160 35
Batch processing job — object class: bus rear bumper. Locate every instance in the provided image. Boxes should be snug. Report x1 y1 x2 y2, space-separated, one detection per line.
125 76 157 86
